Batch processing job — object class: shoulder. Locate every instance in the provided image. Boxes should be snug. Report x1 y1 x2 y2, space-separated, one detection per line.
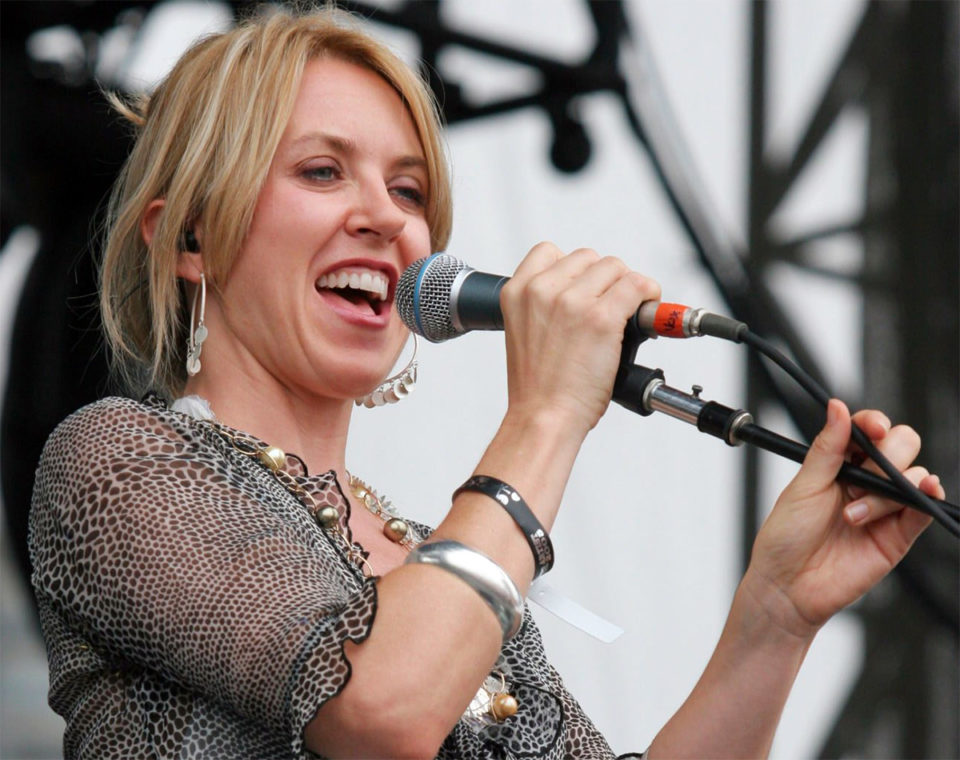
45 394 187 450
31 394 227 534
30 396 203 569
37 395 211 483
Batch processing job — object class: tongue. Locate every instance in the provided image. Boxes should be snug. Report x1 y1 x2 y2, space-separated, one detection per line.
321 287 377 316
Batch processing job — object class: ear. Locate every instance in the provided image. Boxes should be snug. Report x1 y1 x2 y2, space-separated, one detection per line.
176 249 205 285
142 199 205 284
141 198 165 248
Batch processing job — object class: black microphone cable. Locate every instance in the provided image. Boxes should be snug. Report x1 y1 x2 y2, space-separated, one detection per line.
736 328 959 537
651 307 960 537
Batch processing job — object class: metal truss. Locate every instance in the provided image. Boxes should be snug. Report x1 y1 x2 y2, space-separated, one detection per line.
746 2 958 756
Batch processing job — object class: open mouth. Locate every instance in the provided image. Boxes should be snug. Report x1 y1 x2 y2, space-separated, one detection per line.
316 269 391 317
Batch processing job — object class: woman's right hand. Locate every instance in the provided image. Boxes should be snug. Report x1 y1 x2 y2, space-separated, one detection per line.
499 242 661 438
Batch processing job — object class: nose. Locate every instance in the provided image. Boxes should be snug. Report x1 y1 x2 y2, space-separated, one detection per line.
346 179 406 243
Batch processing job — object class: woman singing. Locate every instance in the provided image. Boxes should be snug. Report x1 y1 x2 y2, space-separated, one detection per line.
29 6 943 759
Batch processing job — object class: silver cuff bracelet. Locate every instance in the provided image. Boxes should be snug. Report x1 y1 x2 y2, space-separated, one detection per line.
405 540 524 641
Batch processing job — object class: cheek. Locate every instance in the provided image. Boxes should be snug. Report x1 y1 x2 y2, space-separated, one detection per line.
388 325 415 369
404 220 434 265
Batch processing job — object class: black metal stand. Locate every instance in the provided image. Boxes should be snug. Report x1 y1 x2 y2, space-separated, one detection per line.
613 353 959 518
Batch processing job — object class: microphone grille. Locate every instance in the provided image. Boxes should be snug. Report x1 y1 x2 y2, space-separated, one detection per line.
396 253 469 342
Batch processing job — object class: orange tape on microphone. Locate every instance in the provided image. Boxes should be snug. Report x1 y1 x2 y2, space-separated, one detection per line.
652 303 689 338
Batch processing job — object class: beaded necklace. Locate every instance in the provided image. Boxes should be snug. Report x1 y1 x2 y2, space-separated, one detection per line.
346 472 417 550
207 422 380 575
206 420 518 722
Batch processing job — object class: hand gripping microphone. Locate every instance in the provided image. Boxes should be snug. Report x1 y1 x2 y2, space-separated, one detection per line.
396 255 960 538
395 253 747 343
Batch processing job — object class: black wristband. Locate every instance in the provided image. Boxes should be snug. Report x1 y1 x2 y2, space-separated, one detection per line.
453 475 555 578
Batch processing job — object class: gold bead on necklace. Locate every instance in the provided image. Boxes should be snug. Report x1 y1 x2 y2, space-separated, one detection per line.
347 472 413 547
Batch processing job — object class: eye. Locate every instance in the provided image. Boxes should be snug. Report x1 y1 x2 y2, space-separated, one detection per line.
300 163 341 183
390 184 426 209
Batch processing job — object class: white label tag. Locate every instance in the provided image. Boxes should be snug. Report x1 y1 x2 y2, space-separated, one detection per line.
528 580 624 643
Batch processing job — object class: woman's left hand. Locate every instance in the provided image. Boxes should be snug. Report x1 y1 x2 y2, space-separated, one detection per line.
743 399 943 639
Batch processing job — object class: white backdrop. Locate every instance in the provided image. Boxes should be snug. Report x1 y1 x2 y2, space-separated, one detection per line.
350 1 868 756
1 1 874 756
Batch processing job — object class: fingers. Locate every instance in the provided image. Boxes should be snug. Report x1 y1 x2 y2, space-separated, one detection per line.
860 423 921 472
509 241 565 281
790 399 852 494
503 243 660 326
843 464 934 525
560 249 660 303
843 467 945 527
919 472 946 499
839 411 943 530
845 419 922 500
783 400 937 513
500 243 661 433
849 408 891 443
509 245 613 294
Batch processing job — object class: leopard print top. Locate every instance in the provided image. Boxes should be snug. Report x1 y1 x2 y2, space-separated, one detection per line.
30 395 623 759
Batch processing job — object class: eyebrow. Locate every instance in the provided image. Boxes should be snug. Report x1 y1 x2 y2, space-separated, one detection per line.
287 131 428 172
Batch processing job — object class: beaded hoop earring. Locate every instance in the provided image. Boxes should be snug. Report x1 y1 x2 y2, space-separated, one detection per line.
185 273 207 377
355 333 418 408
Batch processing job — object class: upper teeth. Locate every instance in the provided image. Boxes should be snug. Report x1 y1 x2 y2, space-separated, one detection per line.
317 270 388 301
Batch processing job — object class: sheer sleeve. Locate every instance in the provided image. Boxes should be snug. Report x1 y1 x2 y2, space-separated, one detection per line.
30 396 375 757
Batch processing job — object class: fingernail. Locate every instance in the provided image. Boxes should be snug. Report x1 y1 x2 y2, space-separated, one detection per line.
845 501 868 524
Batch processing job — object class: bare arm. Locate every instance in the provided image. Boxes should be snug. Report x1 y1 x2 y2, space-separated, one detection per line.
646 401 942 759
306 244 661 758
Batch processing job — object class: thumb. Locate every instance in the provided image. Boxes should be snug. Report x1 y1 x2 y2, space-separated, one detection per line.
792 399 851 495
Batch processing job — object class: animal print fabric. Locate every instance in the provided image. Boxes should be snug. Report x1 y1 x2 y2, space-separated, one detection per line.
31 395 622 759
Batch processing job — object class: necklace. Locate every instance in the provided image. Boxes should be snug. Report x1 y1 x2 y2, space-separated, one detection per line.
207 423 418 570
346 472 416 549
205 421 518 723
208 422 375 575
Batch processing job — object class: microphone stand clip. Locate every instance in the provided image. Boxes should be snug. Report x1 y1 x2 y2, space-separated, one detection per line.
613 315 752 447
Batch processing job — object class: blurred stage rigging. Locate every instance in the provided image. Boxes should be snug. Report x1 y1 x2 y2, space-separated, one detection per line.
1 1 956 756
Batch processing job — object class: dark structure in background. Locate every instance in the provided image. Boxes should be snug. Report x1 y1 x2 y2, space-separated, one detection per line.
746 4 959 755
1 1 137 610
2 1 956 756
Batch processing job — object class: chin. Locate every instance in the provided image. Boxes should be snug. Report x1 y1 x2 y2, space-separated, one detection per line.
316 369 393 402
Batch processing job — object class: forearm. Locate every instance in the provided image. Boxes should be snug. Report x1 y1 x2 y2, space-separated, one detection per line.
307 409 587 757
646 571 815 759
430 407 586 591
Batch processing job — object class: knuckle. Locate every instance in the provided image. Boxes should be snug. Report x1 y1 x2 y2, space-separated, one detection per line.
531 240 558 254
629 272 660 298
599 255 627 271
811 429 836 456
891 424 921 451
526 276 554 303
642 277 663 300
556 288 582 314
583 301 620 332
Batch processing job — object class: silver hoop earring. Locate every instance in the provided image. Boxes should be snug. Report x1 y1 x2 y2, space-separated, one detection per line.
186 273 207 377
355 333 418 408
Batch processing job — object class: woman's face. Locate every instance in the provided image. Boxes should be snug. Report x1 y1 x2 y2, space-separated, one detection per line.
211 57 432 401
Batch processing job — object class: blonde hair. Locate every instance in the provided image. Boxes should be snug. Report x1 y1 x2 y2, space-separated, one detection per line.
100 5 452 398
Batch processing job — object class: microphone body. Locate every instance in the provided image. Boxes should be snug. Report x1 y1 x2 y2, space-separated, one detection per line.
396 253 745 343
396 253 508 342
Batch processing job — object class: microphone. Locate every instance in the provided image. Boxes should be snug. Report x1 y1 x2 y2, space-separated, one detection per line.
396 253 746 343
